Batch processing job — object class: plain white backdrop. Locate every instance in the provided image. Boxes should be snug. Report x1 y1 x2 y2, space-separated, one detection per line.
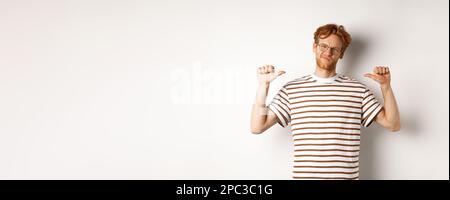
0 0 448 179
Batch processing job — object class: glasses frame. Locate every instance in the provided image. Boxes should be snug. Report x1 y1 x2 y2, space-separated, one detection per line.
316 43 343 56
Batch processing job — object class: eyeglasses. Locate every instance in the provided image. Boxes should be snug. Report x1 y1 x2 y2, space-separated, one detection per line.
317 43 342 55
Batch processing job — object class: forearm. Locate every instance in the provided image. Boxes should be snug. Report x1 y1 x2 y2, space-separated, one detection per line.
251 83 270 132
380 84 401 129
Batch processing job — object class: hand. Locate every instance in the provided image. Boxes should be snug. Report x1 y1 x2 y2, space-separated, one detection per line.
364 66 391 88
257 65 285 85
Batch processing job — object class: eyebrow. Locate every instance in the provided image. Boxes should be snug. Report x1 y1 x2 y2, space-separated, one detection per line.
319 43 342 49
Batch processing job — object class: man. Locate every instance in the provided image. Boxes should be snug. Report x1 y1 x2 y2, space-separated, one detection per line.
250 24 401 180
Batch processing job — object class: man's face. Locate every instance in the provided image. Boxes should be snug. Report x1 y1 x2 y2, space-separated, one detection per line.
313 34 344 70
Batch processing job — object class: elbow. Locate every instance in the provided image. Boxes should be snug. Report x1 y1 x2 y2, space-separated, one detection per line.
250 128 263 134
250 119 266 134
388 123 401 132
391 126 401 132
250 124 265 134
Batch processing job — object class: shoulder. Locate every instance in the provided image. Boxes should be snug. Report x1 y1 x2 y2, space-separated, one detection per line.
337 74 368 89
283 75 315 88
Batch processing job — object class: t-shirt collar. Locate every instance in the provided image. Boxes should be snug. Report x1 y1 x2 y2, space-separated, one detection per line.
311 73 338 84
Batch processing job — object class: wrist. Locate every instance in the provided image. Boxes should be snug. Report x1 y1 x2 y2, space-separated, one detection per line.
381 84 391 91
259 82 270 88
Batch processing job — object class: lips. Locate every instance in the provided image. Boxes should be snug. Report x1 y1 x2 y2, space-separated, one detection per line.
321 57 331 61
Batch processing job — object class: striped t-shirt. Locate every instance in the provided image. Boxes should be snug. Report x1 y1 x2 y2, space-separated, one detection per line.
268 73 383 180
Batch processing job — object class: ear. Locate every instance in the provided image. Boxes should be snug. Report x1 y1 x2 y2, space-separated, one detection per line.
313 43 316 52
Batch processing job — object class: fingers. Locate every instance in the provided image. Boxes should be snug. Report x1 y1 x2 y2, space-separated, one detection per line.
373 66 390 75
258 65 271 74
257 65 279 74
267 65 274 73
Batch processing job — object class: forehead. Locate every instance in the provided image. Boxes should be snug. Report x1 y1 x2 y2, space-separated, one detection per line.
317 34 343 47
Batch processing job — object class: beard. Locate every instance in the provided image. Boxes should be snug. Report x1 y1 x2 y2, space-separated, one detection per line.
316 56 338 71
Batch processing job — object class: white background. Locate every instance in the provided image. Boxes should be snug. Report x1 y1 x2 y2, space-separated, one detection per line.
0 0 448 179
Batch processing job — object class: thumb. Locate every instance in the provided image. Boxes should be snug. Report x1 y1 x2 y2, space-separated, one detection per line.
364 73 381 82
277 71 286 76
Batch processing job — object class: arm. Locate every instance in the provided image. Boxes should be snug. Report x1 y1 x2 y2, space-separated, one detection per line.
364 66 401 132
250 83 278 134
250 65 285 134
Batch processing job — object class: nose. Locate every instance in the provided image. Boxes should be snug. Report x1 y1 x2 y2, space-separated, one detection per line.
323 48 333 56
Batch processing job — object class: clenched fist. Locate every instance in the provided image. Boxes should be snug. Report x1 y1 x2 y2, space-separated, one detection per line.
257 65 285 85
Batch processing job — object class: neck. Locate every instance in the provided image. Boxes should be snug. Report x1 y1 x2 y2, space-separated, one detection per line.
314 66 337 78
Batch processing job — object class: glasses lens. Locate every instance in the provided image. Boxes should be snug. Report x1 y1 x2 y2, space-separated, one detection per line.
332 48 340 54
318 43 341 55
319 44 328 51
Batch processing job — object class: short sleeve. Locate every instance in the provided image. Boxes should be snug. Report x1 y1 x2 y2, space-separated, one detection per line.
361 87 383 127
267 86 291 128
